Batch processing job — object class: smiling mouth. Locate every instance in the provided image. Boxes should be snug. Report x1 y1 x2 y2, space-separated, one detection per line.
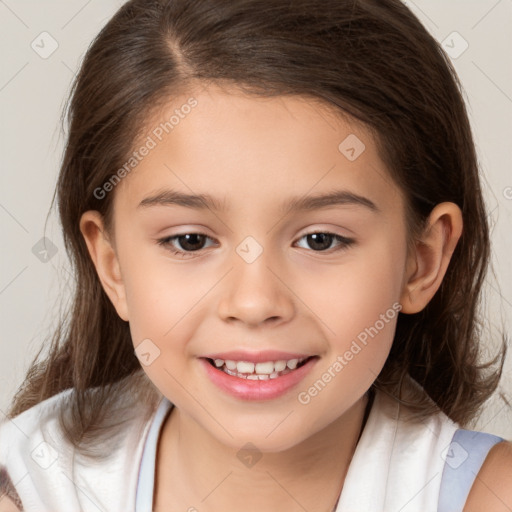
204 356 317 380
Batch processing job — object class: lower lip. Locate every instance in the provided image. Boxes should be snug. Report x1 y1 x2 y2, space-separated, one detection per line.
200 357 318 401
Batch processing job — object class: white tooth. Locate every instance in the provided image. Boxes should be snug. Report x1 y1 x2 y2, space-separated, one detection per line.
246 374 259 380
274 360 287 372
255 361 274 374
214 359 225 367
225 368 237 376
269 372 279 379
225 360 237 370
236 361 255 373
258 374 270 380
286 358 299 370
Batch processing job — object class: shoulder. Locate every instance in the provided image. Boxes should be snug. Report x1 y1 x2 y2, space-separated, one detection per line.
0 377 160 455
464 440 512 511
0 381 162 511
0 387 73 448
0 391 73 512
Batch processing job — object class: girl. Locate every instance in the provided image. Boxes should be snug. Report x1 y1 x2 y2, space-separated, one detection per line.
1 0 510 510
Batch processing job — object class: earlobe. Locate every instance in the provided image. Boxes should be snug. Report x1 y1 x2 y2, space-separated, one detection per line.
79 211 129 321
400 202 463 314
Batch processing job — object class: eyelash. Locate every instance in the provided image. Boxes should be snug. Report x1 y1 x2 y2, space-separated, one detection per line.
157 231 355 258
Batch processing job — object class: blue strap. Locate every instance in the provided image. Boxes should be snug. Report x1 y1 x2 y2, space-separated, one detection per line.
438 429 504 512
135 398 173 512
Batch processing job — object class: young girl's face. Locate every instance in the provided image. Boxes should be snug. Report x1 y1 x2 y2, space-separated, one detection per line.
101 84 413 451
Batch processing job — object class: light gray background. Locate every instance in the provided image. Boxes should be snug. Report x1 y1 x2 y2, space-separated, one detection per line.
1 0 511 438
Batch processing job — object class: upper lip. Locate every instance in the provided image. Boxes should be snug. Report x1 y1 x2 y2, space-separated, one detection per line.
201 350 316 363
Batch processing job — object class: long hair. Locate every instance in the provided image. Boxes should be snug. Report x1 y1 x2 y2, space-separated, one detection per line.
7 0 506 455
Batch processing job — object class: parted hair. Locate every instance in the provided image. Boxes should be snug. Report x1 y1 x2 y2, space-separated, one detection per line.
7 0 506 457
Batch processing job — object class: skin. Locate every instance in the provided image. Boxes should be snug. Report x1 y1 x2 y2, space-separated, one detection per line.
0 497 20 512
74 83 510 511
464 441 512 511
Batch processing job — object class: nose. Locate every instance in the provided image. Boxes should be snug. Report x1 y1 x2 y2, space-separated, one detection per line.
217 250 296 328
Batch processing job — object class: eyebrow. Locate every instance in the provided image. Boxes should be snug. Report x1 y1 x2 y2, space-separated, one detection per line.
138 189 379 214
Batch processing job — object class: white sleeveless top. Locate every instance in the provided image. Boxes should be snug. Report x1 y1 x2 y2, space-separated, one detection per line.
135 389 504 512
0 387 504 511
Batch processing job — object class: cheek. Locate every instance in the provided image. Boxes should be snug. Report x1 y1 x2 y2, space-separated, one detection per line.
295 244 405 421
299 234 406 396
119 250 210 393
305 235 406 337
116 235 202 346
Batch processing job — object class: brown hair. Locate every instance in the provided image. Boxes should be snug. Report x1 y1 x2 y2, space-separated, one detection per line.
7 0 507 454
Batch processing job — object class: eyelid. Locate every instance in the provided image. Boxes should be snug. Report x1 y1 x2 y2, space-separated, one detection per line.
295 226 353 240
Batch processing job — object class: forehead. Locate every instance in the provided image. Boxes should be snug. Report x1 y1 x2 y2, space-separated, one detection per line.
114 83 403 216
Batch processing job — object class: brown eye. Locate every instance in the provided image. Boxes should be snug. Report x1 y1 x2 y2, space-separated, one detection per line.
295 232 355 252
157 232 216 257
173 233 208 251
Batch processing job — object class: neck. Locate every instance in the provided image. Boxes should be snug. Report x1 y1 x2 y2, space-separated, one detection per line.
154 393 371 512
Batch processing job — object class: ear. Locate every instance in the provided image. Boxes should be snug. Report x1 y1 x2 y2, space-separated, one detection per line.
79 210 129 321
400 202 463 314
